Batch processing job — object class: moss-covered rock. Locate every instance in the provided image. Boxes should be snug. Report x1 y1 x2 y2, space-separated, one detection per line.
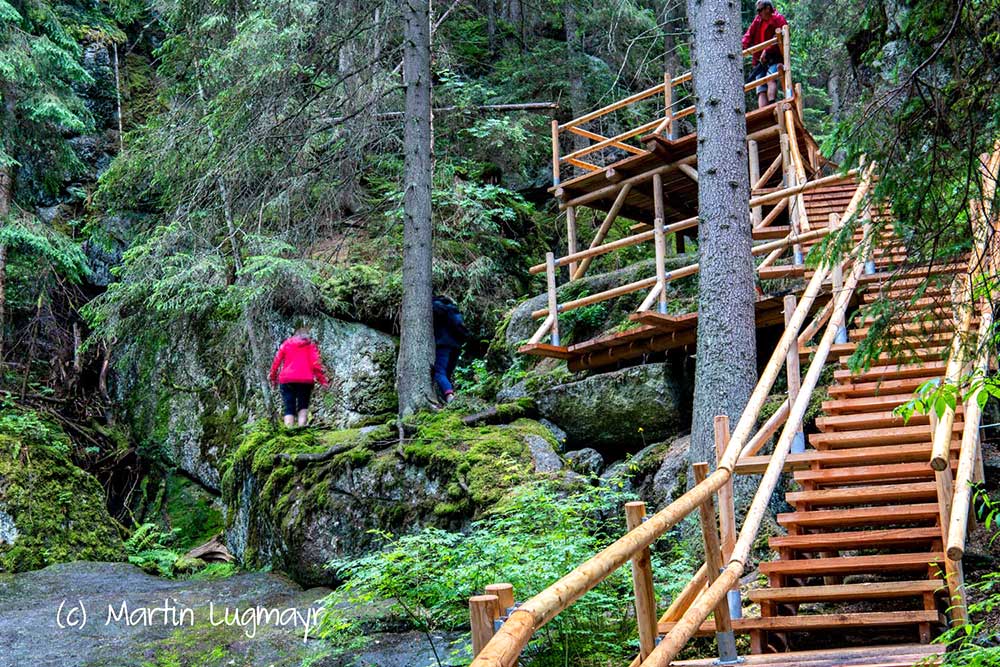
534 363 686 451
220 412 562 586
0 411 125 572
118 315 397 493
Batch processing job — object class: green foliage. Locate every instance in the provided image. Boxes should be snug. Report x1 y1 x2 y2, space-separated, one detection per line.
320 481 697 665
933 488 1000 666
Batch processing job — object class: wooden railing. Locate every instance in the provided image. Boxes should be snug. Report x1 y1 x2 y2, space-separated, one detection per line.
472 200 880 666
525 167 866 347
551 29 793 186
931 143 1000 624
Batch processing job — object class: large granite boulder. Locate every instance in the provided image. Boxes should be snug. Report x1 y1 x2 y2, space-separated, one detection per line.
118 315 396 492
534 364 685 450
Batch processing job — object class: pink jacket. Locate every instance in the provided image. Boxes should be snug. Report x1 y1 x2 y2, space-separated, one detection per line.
269 336 329 386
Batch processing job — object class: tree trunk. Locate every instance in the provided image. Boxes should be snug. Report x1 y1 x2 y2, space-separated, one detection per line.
0 163 11 372
662 0 686 140
685 0 756 471
563 0 587 160
397 0 436 418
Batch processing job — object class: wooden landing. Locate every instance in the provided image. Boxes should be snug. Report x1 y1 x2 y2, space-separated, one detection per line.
550 102 818 226
519 293 813 373
672 644 943 667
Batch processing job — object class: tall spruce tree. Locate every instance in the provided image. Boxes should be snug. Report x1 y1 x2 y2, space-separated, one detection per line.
396 0 437 417
0 0 95 368
685 0 757 468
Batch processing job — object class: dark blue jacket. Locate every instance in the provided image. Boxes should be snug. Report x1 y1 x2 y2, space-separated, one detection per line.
433 298 468 348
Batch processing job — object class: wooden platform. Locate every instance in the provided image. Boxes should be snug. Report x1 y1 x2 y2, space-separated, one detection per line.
550 102 818 226
519 292 817 373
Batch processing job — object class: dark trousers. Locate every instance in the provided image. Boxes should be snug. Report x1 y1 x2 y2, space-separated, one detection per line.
433 346 461 395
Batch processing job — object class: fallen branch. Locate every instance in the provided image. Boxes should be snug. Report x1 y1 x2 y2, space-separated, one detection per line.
461 400 538 427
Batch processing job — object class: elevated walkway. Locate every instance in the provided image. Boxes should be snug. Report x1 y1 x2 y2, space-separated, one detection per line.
520 27 860 372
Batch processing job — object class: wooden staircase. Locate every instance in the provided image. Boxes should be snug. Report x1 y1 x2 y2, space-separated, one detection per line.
656 229 965 664
734 238 966 657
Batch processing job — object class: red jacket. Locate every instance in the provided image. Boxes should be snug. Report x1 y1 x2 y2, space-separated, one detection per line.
742 12 787 65
269 336 329 386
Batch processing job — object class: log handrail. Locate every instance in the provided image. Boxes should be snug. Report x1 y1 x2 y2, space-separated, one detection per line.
529 224 836 320
639 250 866 667
472 258 838 667
551 35 786 183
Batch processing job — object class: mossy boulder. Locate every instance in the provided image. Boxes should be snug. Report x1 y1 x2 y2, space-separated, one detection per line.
119 315 396 493
220 413 562 586
534 363 686 452
0 412 125 572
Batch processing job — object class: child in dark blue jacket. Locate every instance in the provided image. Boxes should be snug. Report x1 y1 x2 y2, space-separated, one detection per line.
432 295 469 403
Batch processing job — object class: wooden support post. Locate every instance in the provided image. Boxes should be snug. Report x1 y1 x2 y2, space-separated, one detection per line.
783 295 804 454
545 252 560 346
470 594 499 657
748 140 763 226
781 26 792 99
626 502 659 661
654 217 668 314
831 261 847 344
693 463 737 663
551 119 561 186
664 71 673 140
935 465 969 625
572 182 632 279
566 206 578 279
714 417 737 561
484 583 515 618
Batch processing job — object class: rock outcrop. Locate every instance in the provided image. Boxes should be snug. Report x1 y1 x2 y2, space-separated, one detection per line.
222 413 564 586
534 364 685 451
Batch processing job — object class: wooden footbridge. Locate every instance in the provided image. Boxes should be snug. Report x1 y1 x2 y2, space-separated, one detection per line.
467 26 1000 667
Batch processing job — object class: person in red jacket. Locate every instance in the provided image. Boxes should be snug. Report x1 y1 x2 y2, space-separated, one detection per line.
269 327 329 428
742 0 788 109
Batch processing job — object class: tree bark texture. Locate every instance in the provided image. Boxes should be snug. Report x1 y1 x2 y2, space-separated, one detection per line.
397 0 437 417
0 163 11 370
685 0 756 470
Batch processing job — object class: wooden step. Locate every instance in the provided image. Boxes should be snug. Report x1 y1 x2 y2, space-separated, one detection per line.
777 504 940 529
672 644 944 667
821 392 962 415
736 441 960 475
785 481 938 507
815 411 928 432
769 527 942 553
837 346 948 367
759 264 806 280
748 580 942 604
827 377 938 399
517 343 573 359
849 320 971 342
753 225 792 240
857 264 966 286
659 611 942 637
759 552 944 577
793 462 951 486
808 423 961 450
833 360 946 383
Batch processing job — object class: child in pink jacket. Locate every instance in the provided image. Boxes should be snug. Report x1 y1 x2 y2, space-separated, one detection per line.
269 327 329 427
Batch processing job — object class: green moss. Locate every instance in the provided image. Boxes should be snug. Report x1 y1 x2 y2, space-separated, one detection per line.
0 412 125 572
163 473 223 549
